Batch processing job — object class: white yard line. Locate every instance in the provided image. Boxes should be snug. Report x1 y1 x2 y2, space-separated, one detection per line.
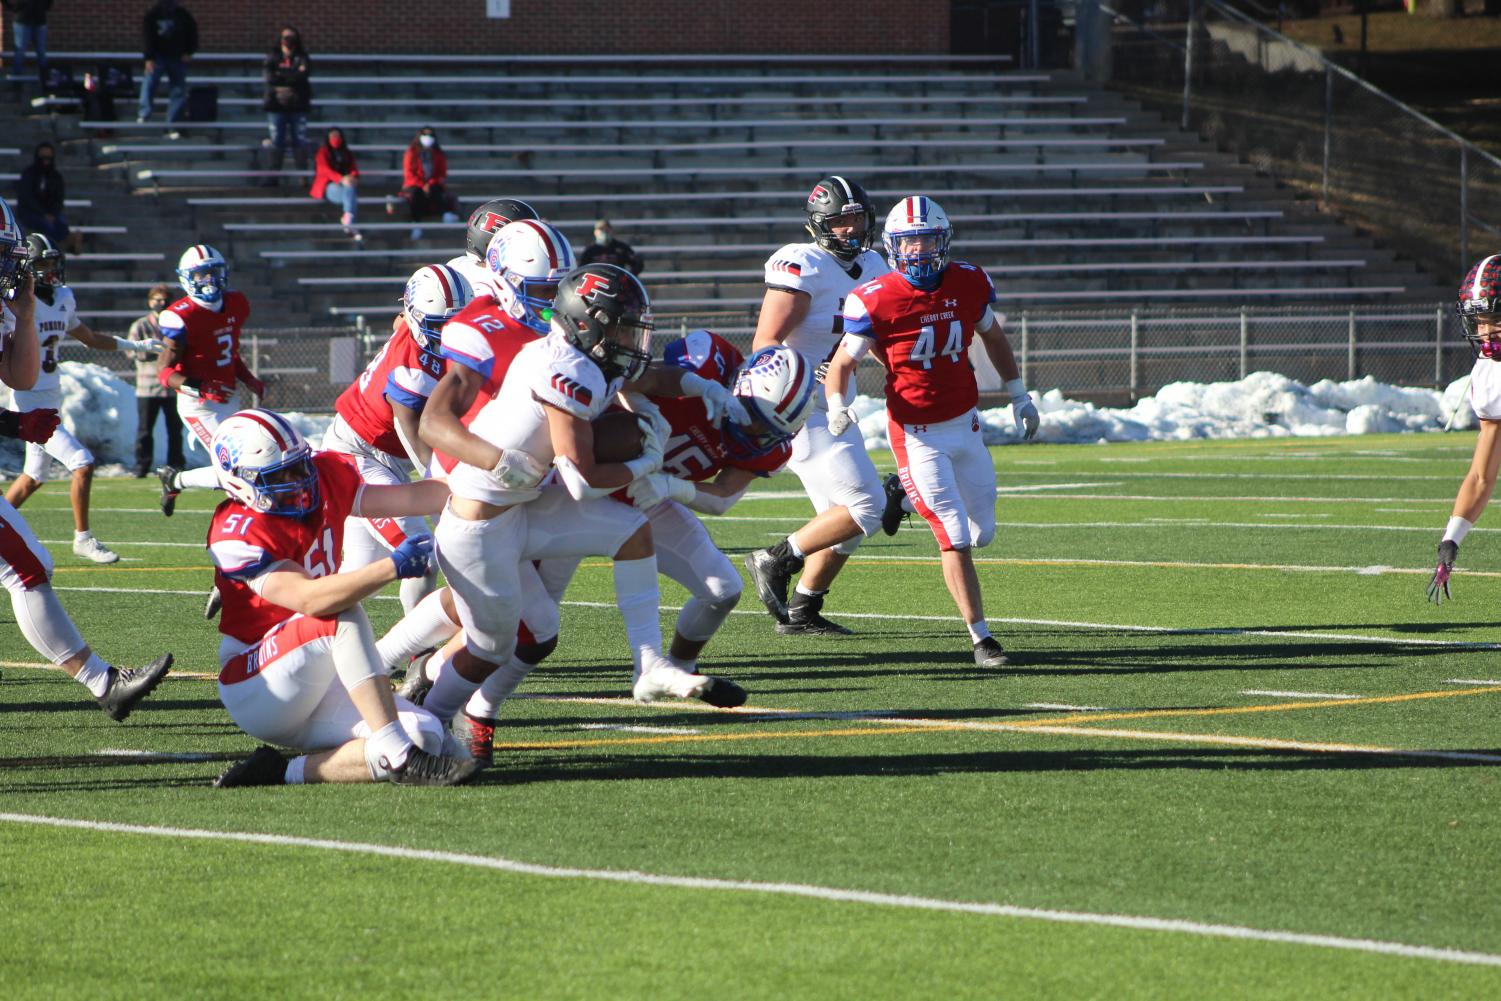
1023 703 1113 712
575 724 702 735
1443 679 1501 686
1239 690 1361 701
3 811 1499 968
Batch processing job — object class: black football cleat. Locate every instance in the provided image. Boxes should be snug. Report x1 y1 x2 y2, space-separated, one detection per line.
214 745 289 788
777 591 854 636
95 653 173 721
973 637 1010 669
451 711 497 766
743 541 803 625
695 675 748 709
203 586 222 620
155 465 181 517
396 651 435 705
390 747 482 787
880 473 909 536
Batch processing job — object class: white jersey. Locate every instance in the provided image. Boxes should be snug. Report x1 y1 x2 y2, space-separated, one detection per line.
0 301 15 363
1470 356 1501 421
763 242 888 398
447 331 619 506
446 254 500 302
13 287 78 403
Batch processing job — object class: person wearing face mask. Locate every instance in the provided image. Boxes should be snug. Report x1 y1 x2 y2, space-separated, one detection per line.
578 218 644 276
129 284 184 478
15 142 78 255
263 26 311 185
311 126 360 241
392 127 459 242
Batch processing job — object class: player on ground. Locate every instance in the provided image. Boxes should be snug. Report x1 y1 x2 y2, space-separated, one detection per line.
322 264 470 613
0 201 172 717
206 408 479 788
743 176 891 635
4 235 164 564
823 196 1039 667
155 244 266 516
1427 254 1501 605
446 197 539 298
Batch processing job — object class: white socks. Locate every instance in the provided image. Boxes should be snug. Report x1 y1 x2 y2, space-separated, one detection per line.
613 557 663 679
788 535 807 559
1445 516 1474 544
464 655 535 720
74 653 112 697
967 620 992 644
422 651 481 723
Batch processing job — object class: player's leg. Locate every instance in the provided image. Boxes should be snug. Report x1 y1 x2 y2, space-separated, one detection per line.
4 440 49 509
324 427 436 611
44 427 117 563
651 502 748 709
158 396 235 516
380 585 461 677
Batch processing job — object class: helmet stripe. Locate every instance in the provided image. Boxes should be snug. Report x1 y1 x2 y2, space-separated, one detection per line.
239 411 288 451
428 264 454 306
519 219 559 269
1474 255 1500 300
831 175 853 203
777 365 816 422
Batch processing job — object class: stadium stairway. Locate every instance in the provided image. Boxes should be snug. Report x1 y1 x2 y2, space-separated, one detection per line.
14 53 1450 335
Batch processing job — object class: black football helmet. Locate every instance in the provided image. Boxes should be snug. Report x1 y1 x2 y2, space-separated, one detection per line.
24 233 64 296
804 175 876 263
465 198 539 260
552 263 654 383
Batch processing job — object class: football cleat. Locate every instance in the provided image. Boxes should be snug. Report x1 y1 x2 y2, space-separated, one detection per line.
743 541 803 624
451 711 497 766
95 653 173 721
633 660 712 704
213 745 289 788
155 465 180 517
972 637 1009 669
72 536 119 564
396 651 435 705
204 586 222 619
695 675 748 709
880 473 910 537
778 591 854 636
390 746 482 786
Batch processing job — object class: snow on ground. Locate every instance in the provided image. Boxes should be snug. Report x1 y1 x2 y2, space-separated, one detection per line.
0 364 1482 474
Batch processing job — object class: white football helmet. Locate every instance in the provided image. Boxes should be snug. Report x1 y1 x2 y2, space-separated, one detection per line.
0 197 27 298
402 263 472 352
883 196 952 289
177 244 229 306
211 409 320 517
725 345 816 458
484 219 576 334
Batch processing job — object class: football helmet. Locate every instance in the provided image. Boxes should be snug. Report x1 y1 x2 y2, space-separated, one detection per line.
0 197 27 298
24 233 65 294
662 329 744 389
485 219 576 334
402 264 472 352
1457 254 1501 359
465 198 539 260
804 175 876 263
884 196 952 289
177 244 229 307
551 263 654 382
724 345 816 458
210 409 320 517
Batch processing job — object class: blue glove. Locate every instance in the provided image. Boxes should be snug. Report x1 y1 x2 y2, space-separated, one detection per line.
390 534 433 580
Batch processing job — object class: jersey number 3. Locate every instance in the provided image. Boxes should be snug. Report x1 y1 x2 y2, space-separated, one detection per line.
908 321 964 369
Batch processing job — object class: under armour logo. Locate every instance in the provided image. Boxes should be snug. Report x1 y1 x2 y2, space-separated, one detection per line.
943 298 958 308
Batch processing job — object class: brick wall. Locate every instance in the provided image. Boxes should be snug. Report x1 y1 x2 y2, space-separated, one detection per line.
27 3 949 56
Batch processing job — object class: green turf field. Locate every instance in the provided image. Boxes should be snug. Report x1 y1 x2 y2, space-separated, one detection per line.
4 432 1501 999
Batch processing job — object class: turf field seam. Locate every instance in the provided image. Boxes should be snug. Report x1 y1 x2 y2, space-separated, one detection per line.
3 811 1498 969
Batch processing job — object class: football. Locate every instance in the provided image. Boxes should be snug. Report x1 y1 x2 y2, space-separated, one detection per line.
591 409 645 463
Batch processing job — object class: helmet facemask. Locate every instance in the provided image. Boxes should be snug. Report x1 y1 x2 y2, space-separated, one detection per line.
1459 298 1501 360
588 317 654 383
502 269 560 335
885 229 951 289
0 242 28 299
807 208 874 263
181 262 227 306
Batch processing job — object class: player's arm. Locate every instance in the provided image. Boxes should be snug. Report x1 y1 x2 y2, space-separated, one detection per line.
257 560 402 620
626 363 747 424
232 354 266 397
355 479 448 520
548 403 657 492
0 274 39 390
682 465 756 516
752 287 811 352
418 364 495 467
390 398 431 469
1428 419 1501 604
976 310 1039 441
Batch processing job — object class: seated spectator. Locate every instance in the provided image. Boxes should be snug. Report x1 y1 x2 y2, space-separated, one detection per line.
310 127 360 242
15 142 79 254
579 218 644 275
262 26 311 184
389 126 458 241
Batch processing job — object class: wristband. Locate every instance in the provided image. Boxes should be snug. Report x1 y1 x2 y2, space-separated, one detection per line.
1444 516 1473 545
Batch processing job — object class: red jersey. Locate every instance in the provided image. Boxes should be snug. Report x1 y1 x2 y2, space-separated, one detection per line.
334 319 444 459
429 298 538 475
654 393 790 482
207 452 365 647
159 290 252 385
842 263 996 426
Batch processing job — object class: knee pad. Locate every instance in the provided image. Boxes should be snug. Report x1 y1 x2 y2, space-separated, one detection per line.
973 524 996 550
833 533 865 557
676 591 741 643
515 633 558 667
846 492 883 540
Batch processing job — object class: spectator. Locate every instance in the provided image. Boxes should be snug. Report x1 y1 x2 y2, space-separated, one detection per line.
389 126 458 242
579 218 644 275
15 142 78 254
4 0 53 82
128 284 184 477
262 26 310 184
310 126 361 242
138 0 198 140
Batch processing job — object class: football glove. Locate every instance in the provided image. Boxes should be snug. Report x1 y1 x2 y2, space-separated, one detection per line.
1427 540 1459 605
684 375 750 427
1005 378 1039 440
390 534 434 580
814 360 830 385
627 473 696 510
828 406 858 438
492 448 548 491
114 335 164 357
0 407 60 443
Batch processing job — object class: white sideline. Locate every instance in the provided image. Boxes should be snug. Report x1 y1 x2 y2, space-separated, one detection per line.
2 812 1498 968
1240 690 1361 700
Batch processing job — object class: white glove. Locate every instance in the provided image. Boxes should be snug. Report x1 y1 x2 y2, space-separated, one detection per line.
827 406 858 438
116 335 163 356
636 413 665 472
627 473 700 511
1006 378 1040 441
492 448 548 490
681 372 750 426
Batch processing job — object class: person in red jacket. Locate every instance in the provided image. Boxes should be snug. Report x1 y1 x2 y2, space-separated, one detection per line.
390 126 458 242
310 126 360 241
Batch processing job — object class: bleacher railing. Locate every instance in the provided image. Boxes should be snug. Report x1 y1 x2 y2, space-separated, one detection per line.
1104 0 1501 287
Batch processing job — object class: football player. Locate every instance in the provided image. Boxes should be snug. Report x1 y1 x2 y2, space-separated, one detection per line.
823 196 1039 668
446 197 539 299
321 264 470 613
4 235 164 564
155 244 267 517
0 201 173 718
206 408 479 788
743 176 891 635
1428 254 1501 605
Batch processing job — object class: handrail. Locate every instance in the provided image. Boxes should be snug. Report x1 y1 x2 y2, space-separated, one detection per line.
1099 2 1186 54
